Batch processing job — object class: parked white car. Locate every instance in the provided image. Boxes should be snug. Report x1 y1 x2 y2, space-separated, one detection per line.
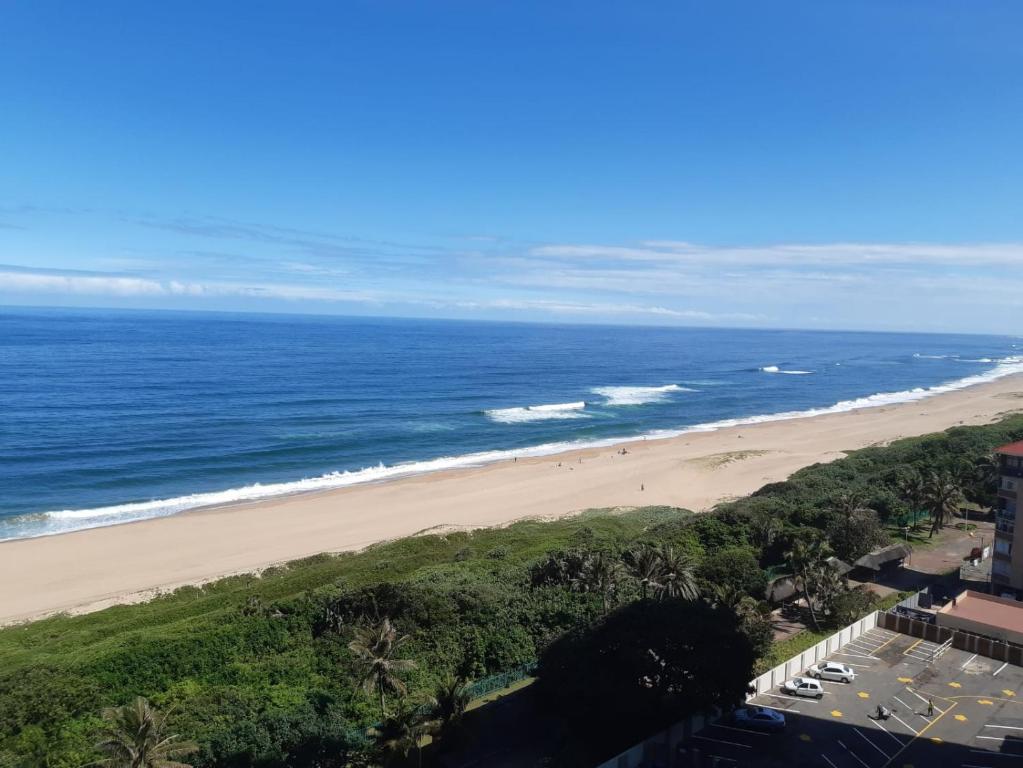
807 662 856 683
780 677 824 699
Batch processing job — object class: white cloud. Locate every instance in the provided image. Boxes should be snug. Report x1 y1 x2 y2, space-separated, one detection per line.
0 271 170 296
532 241 1023 267
0 270 378 304
454 297 763 322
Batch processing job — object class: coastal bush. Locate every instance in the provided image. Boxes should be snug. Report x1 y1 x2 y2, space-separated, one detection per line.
696 547 767 599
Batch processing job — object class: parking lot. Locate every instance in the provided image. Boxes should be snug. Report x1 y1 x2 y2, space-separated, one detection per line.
688 627 1023 767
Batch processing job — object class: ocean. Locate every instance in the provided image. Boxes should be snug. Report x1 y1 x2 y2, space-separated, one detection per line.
1 307 1020 541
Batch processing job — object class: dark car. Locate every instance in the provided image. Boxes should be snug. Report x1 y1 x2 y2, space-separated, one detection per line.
729 705 786 733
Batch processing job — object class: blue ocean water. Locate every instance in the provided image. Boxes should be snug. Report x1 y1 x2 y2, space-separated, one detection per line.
1 307 1020 540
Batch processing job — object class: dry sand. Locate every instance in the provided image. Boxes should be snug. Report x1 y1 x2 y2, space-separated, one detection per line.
2 375 1022 625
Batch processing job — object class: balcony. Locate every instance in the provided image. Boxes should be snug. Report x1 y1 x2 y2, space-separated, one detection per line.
996 519 1016 535
998 498 1018 518
1000 464 1023 479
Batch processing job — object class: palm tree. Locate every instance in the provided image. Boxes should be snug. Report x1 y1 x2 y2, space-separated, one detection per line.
93 697 197 768
785 537 831 631
572 551 622 613
349 617 416 719
899 469 928 529
622 544 662 600
813 562 847 618
924 471 964 538
653 544 699 601
431 674 471 745
834 491 872 532
367 700 435 768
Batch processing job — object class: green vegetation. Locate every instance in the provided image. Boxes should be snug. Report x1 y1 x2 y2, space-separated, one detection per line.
0 414 1020 768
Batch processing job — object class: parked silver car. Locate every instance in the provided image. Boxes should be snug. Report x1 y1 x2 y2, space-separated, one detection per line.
780 676 824 699
807 661 856 683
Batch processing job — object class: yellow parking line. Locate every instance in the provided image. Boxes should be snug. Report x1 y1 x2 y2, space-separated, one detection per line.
871 633 900 654
903 638 923 656
881 701 957 767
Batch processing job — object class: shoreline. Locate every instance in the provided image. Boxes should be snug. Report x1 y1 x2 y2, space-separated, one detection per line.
9 355 1023 542
2 373 1022 625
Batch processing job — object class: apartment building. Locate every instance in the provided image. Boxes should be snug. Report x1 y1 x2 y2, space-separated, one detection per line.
993 440 1023 595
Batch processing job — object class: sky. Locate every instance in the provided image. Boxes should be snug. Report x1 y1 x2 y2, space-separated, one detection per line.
1 1 1022 333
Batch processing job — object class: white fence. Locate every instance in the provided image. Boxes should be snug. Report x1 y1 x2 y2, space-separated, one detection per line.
747 610 878 697
595 610 880 768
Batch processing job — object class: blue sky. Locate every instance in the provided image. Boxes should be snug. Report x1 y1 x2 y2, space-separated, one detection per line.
2 1 1022 332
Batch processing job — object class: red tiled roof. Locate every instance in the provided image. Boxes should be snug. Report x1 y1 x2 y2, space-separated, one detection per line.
996 440 1023 457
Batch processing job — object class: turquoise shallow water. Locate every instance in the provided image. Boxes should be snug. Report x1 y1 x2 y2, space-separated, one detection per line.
0 307 1019 539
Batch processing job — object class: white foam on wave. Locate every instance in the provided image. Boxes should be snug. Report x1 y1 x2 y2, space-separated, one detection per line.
591 384 693 406
484 401 588 424
761 365 813 375
7 355 1023 541
914 353 951 359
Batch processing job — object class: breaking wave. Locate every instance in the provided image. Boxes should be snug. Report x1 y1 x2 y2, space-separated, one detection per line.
484 401 588 424
760 365 813 375
5 355 1022 542
591 384 694 406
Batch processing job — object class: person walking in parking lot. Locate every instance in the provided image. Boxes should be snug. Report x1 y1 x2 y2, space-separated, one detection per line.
927 698 934 717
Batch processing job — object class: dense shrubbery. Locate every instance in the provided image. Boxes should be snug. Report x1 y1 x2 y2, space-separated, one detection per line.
0 414 1019 767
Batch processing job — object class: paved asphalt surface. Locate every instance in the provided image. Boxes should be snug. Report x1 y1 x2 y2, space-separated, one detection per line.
687 627 1023 768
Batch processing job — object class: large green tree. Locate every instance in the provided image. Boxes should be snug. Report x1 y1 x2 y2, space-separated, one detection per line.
697 547 767 599
537 599 757 765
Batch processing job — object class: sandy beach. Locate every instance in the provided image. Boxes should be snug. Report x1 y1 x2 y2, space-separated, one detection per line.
2 374 1021 625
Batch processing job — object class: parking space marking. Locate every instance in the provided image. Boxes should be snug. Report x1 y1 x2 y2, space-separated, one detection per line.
993 662 1009 677
890 712 917 734
961 654 979 669
892 695 914 711
755 703 800 714
880 700 958 768
903 639 924 656
820 754 839 768
708 723 769 737
870 717 905 746
906 687 948 714
838 739 872 768
693 735 751 749
855 726 892 759
851 638 888 650
985 724 1023 731
766 693 821 703
869 632 901 654
835 651 881 660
